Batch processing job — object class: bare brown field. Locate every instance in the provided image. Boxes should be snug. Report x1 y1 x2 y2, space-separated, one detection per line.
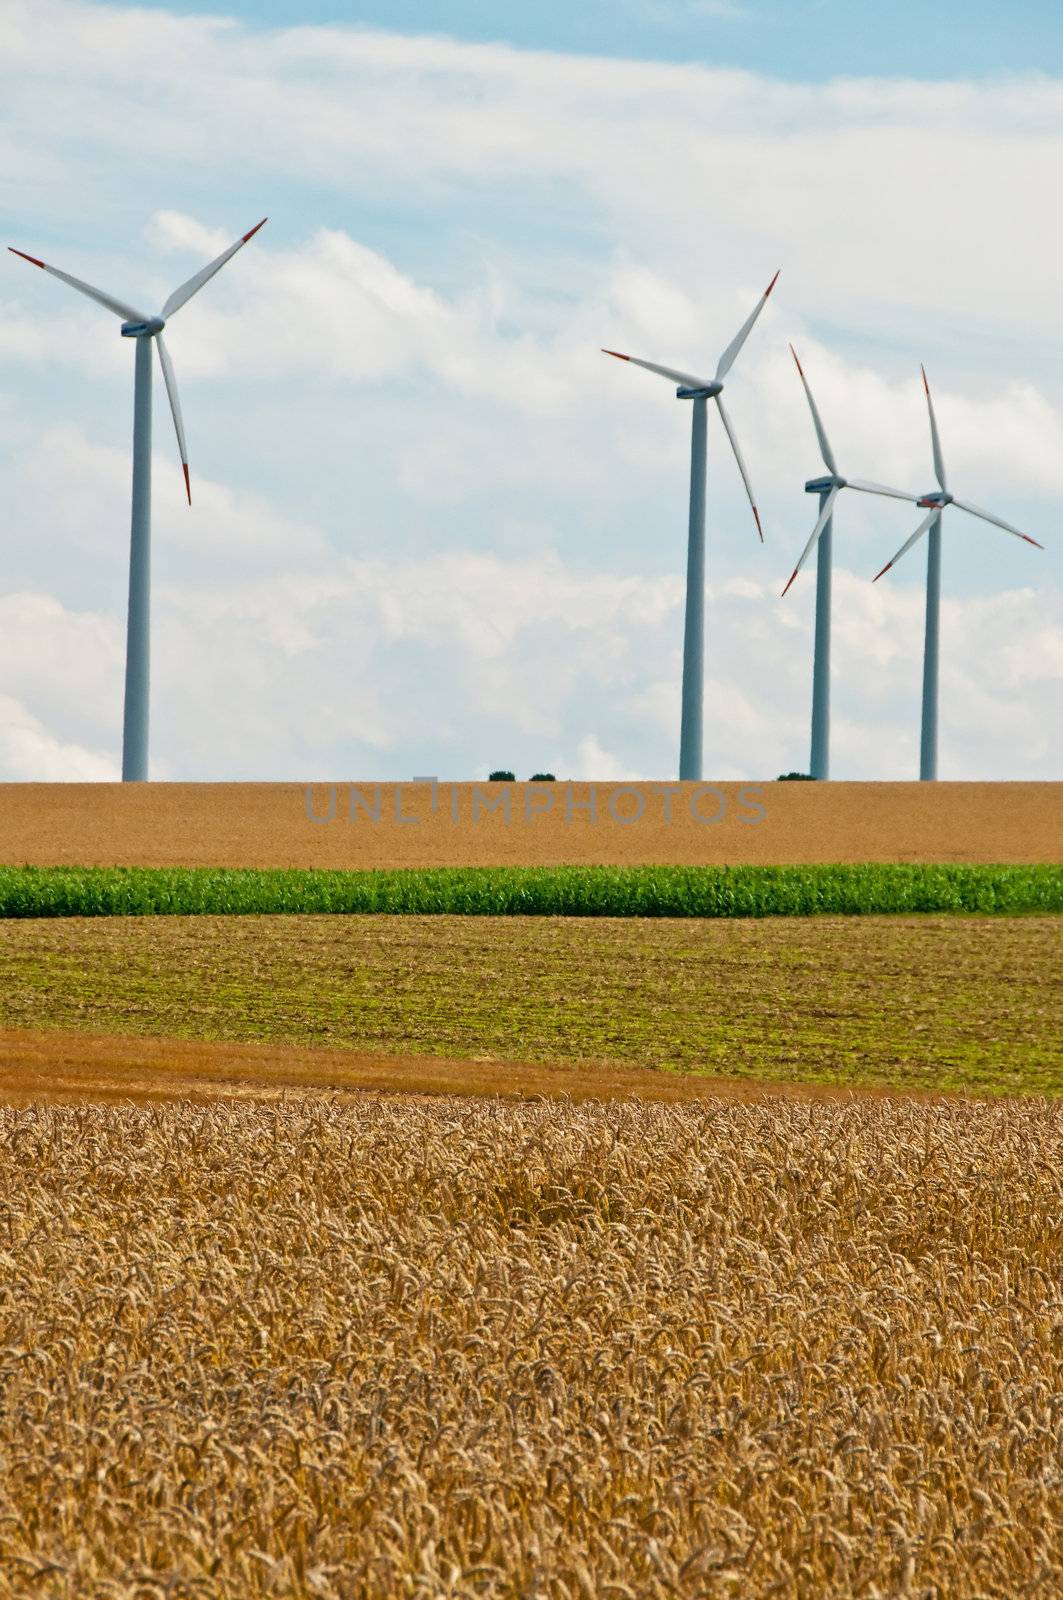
0 1093 1059 1598
1 780 1060 868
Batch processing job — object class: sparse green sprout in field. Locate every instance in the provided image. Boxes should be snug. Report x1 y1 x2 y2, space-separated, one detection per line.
1 912 1058 1096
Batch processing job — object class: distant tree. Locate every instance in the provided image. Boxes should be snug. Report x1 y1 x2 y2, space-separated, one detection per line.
777 771 815 780
489 770 516 782
530 772 556 782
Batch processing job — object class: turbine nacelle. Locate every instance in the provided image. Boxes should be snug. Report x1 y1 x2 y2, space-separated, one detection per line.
917 491 952 509
121 317 165 337
804 473 844 494
676 382 723 400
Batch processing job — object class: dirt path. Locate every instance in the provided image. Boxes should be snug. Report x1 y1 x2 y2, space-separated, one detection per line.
0 1027 976 1108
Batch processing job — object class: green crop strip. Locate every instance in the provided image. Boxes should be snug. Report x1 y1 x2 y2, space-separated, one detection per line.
0 863 1059 918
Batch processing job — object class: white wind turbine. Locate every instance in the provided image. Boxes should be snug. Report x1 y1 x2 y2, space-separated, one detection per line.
603 271 778 781
872 366 1044 781
783 346 920 779
9 218 267 781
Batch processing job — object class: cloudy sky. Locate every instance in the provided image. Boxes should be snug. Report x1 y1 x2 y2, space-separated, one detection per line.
1 0 1060 782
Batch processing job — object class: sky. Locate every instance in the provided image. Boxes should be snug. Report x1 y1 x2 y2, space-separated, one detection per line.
0 0 1060 782
120 0 1063 80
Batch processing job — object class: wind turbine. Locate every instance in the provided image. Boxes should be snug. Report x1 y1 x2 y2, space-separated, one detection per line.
782 346 919 780
873 367 1044 781
8 218 267 781
603 271 779 781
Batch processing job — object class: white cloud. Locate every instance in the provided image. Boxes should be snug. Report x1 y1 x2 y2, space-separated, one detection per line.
2 549 1057 783
570 736 646 781
0 592 122 733
0 694 116 781
4 0 1063 351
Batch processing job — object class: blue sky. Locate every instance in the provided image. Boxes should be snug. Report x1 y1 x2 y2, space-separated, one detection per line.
129 0 1063 80
0 0 1060 782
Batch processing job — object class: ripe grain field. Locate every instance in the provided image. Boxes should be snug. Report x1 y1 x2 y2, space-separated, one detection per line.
1 912 1060 1096
2 781 1060 869
0 1093 1059 1598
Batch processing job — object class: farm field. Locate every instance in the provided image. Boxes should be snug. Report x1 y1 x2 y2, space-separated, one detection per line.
1 1092 1059 1599
1 780 1061 868
1 912 1059 1097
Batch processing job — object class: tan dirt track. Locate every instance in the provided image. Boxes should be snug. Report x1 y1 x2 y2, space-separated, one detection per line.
0 1028 964 1108
1 779 1060 867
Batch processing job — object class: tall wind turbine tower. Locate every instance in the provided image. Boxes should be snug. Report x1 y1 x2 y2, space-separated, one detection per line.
873 367 1044 780
9 218 267 781
603 272 778 781
783 347 918 779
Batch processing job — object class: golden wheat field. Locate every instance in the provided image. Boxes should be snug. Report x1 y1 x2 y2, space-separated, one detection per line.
1 1091 1060 1599
1 781 1060 868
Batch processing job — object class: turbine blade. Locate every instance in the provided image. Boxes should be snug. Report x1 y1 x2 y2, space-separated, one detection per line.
790 345 837 474
7 247 148 321
922 365 947 492
713 394 763 541
714 269 780 382
160 217 267 320
950 496 1044 549
601 349 714 390
781 486 839 596
155 333 191 504
872 507 939 582
846 478 921 503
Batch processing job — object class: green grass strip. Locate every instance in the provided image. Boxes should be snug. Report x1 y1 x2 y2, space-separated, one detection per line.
0 863 1059 918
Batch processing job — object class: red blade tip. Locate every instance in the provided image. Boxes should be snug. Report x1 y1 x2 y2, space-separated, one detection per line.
1023 534 1044 549
753 506 764 541
872 561 893 583
182 463 192 505
242 217 268 243
8 247 45 269
921 364 930 395
781 567 799 597
602 348 629 360
765 269 781 297
789 343 804 376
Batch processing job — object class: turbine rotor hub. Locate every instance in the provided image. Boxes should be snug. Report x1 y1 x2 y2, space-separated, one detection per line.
121 316 165 337
675 381 723 400
917 491 951 508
